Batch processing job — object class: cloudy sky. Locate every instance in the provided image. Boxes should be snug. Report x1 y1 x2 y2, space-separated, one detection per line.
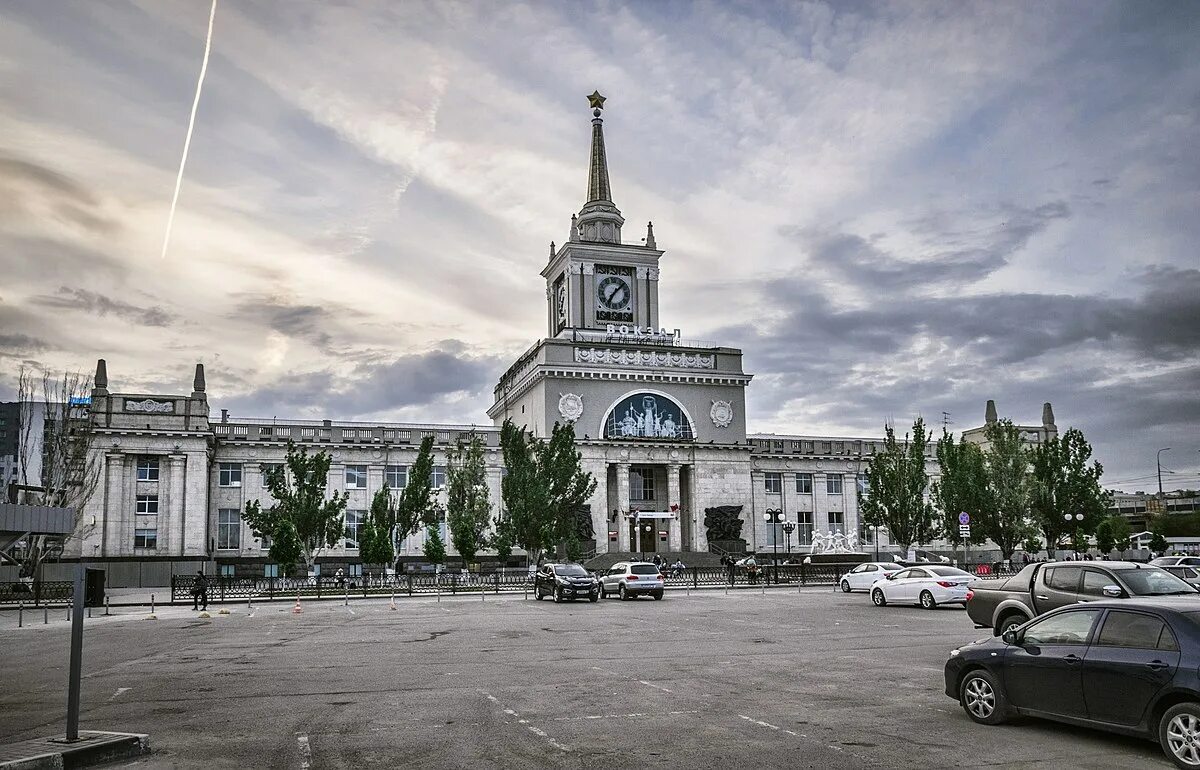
1 1 1197 491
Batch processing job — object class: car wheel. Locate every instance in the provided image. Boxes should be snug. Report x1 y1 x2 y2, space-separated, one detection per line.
653 591 664 601
920 590 937 610
619 584 629 601
959 669 1008 725
1162 702 1200 769
996 613 1027 637
589 591 599 603
599 585 607 600
840 579 852 593
534 585 544 601
553 588 563 603
871 588 887 607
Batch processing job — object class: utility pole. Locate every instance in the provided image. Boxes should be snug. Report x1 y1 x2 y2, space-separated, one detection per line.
1158 448 1171 498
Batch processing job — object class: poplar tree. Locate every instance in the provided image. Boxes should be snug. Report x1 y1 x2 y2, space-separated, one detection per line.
932 428 989 547
244 441 347 576
977 420 1034 561
446 435 492 566
861 418 938 555
1029 428 1110 551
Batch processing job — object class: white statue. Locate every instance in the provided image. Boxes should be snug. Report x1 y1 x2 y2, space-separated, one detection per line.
809 531 828 555
845 531 859 552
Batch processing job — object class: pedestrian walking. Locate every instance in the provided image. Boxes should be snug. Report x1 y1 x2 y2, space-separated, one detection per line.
192 570 208 611
652 553 663 568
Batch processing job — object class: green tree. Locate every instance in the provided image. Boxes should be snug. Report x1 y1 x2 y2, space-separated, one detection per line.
860 418 938 555
977 420 1034 561
1149 532 1168 553
358 484 395 567
243 441 347 575
932 428 990 547
446 435 492 566
1029 428 1110 551
1070 527 1090 555
498 419 551 566
1022 535 1043 556
537 422 598 559
1094 518 1115 555
397 436 440 555
422 522 446 567
1106 515 1131 556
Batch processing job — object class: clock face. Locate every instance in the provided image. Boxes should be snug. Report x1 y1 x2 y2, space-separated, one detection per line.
597 275 631 310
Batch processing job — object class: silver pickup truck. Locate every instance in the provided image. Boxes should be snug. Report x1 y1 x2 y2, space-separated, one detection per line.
965 560 1198 636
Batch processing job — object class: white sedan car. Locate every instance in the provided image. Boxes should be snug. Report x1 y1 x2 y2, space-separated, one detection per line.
870 566 975 609
839 562 904 592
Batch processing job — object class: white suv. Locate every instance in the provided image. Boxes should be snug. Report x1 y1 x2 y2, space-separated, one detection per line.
600 562 665 601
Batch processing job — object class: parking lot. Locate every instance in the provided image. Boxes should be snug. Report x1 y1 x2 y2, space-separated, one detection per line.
0 589 1169 768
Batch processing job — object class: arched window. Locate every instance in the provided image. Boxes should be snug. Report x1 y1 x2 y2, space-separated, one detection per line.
603 392 693 440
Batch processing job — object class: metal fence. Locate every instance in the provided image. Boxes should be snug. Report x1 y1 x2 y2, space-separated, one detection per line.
0 580 74 606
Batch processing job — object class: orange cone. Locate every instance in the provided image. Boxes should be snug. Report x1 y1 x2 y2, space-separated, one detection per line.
292 597 303 614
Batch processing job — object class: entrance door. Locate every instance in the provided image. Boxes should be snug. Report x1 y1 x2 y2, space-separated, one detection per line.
630 522 657 554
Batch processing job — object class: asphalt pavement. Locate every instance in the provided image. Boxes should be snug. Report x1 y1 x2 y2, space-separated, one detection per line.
0 589 1170 769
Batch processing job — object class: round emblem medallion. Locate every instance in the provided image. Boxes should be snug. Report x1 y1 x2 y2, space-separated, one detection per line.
558 393 584 422
710 400 734 428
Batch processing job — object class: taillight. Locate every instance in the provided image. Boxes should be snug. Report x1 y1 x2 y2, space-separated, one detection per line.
965 589 974 601
627 575 638 580
936 581 957 588
657 574 664 581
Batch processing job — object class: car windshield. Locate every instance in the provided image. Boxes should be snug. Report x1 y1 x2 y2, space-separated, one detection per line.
631 564 660 575
1149 557 1178 566
1115 567 1198 596
929 567 970 577
554 565 588 576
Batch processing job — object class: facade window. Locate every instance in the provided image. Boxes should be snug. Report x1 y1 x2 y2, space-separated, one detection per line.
219 564 235 577
764 472 782 494
797 512 814 545
219 463 243 487
136 457 159 481
386 465 407 489
217 509 241 549
796 473 813 494
827 474 843 495
134 528 157 549
346 465 368 489
856 473 868 499
431 465 447 489
345 510 364 549
348 563 363 578
260 462 283 479
264 563 280 578
631 467 657 502
828 511 845 532
135 494 159 515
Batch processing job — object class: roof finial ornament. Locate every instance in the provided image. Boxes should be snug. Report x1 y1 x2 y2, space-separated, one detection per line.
645 221 656 250
549 241 555 258
985 399 997 425
570 213 579 242
587 90 606 112
94 358 108 394
192 363 206 396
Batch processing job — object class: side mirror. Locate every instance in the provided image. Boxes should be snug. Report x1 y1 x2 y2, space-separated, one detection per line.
1002 629 1019 645
1102 585 1123 598
886 574 897 580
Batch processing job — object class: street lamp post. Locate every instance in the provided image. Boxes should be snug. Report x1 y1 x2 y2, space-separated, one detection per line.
1064 512 1085 557
1157 448 1172 498
782 521 796 565
764 510 784 567
868 524 881 561
640 523 653 562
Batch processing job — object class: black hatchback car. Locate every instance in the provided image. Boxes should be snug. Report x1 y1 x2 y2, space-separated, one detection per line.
945 598 1200 768
534 563 600 603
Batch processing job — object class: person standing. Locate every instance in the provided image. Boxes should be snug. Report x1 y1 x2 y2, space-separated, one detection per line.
192 570 208 611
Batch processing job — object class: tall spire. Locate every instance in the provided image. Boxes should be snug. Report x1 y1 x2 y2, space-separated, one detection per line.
586 90 612 203
576 90 624 243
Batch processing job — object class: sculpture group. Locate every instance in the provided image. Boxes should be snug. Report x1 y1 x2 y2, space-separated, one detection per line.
809 529 859 555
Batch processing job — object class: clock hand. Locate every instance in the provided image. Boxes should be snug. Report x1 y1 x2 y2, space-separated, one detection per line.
604 283 620 302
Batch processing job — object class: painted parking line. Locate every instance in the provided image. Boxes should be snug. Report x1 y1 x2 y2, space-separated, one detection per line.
480 690 570 753
296 733 312 769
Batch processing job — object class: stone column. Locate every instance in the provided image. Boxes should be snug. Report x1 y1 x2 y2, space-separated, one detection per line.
167 454 187 556
749 469 765 551
616 462 631 552
813 472 829 535
103 453 125 557
666 464 682 551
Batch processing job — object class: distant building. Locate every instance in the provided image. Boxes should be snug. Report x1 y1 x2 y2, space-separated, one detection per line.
961 399 1058 450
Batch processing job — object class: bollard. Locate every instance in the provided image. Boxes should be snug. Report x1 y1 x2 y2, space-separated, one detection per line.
151 594 155 615
88 605 92 618
105 596 111 616
18 602 23 628
248 595 253 613
344 588 349 607
44 606 49 624
725 581 729 596
436 575 441 603
67 603 71 622
389 591 397 611
761 580 765 596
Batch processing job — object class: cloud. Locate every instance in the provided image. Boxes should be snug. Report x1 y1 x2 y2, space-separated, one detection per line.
31 287 175 327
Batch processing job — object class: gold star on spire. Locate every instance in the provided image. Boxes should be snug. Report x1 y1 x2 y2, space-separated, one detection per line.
587 90 606 110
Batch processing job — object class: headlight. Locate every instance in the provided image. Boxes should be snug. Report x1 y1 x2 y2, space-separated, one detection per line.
949 649 961 657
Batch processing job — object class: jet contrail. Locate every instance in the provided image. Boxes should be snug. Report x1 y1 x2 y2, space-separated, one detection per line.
160 0 217 260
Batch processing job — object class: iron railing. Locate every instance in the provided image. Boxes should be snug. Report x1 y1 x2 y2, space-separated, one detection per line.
0 580 74 606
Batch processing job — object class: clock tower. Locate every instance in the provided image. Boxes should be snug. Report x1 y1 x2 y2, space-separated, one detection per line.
542 91 663 336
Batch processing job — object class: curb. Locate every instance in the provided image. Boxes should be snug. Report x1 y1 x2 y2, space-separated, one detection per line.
0 731 149 769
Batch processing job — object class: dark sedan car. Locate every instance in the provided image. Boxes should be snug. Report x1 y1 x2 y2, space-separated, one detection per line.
945 598 1200 768
533 563 600 603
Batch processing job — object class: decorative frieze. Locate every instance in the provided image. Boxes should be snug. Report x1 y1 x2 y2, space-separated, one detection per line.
574 347 715 369
125 398 174 414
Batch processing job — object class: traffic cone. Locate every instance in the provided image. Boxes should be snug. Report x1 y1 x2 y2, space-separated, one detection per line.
292 597 303 614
